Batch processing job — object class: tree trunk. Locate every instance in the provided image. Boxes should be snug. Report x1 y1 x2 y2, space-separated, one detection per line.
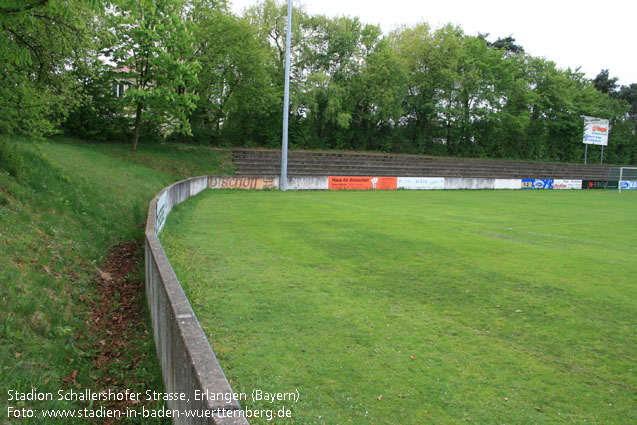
132 102 144 152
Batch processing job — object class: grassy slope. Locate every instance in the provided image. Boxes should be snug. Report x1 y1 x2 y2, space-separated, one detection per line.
161 189 636 425
0 137 230 424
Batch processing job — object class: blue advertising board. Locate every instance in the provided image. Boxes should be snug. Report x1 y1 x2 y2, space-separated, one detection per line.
522 179 554 189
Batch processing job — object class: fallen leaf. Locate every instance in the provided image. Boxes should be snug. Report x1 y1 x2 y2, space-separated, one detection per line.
377 395 382 400
410 355 416 360
515 309 522 313
70 370 78 381
98 269 112 281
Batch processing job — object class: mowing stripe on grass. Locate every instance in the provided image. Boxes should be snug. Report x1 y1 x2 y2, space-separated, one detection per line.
161 189 636 425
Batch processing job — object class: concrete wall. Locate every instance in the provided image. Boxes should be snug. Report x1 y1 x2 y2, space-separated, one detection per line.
201 175 586 191
494 179 522 189
146 177 249 425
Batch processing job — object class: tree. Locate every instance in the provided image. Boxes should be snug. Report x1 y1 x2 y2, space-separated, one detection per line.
0 0 98 136
593 69 619 95
298 16 386 149
486 35 524 57
187 2 278 145
103 0 199 150
346 42 406 151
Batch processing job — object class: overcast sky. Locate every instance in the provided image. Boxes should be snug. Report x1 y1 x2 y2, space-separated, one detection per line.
229 0 636 86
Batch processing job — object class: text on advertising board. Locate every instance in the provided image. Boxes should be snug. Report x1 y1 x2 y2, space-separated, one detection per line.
328 177 398 190
208 176 277 190
522 179 554 189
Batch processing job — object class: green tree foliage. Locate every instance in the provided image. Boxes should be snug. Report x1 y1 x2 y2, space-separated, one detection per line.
103 0 199 150
2 0 634 164
62 58 133 142
0 0 97 137
593 69 620 95
187 1 279 146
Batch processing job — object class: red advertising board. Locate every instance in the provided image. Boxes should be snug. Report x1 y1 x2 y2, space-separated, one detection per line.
328 176 398 190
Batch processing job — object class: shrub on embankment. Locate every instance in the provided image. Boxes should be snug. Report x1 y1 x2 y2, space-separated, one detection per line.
0 136 231 424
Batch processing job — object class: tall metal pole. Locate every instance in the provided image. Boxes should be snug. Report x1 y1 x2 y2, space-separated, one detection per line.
600 145 604 164
280 0 292 191
584 144 588 165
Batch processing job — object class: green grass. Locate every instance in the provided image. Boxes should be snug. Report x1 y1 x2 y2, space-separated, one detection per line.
0 137 230 424
161 189 636 425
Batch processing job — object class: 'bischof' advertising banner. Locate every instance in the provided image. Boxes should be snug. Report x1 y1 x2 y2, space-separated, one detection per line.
583 116 609 146
208 176 278 190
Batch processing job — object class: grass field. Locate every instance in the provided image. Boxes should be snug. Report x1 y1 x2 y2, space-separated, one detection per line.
161 189 636 425
0 137 229 424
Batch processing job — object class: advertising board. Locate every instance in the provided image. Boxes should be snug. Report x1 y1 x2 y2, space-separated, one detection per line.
156 190 168 234
287 176 329 190
444 178 495 189
582 180 608 189
620 180 637 190
328 176 398 190
522 179 554 189
397 177 444 190
208 176 278 190
583 116 609 146
552 179 582 190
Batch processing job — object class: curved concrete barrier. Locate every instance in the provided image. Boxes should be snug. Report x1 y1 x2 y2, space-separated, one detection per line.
145 176 249 425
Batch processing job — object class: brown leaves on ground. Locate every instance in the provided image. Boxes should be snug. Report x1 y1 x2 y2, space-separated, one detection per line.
86 241 151 424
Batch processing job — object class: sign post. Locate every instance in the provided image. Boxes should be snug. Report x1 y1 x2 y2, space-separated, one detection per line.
582 116 609 165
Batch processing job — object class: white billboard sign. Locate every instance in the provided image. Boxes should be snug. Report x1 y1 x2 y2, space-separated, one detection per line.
583 116 609 146
156 190 168 234
553 179 582 190
397 177 445 190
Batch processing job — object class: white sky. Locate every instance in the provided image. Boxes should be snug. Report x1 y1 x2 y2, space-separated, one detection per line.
229 0 636 86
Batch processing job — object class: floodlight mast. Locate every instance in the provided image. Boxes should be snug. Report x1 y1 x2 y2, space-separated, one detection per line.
280 0 292 191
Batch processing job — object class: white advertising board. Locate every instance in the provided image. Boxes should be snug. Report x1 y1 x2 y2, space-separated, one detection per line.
397 177 445 190
156 190 168 234
287 176 328 190
553 179 582 190
583 116 609 146
620 181 637 190
444 178 495 190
